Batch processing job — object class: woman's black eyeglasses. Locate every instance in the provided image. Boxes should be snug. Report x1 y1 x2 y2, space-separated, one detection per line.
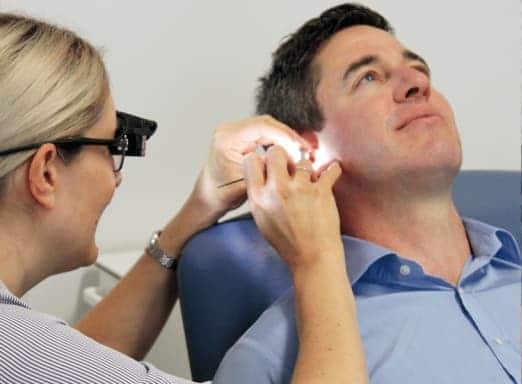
0 111 157 173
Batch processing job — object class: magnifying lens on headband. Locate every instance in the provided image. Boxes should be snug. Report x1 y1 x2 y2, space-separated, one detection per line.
116 111 157 157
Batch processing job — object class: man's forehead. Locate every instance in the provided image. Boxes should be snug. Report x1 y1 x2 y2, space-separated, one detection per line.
316 25 405 64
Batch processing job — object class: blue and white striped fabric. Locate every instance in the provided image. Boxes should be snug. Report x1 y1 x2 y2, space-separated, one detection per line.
0 282 208 384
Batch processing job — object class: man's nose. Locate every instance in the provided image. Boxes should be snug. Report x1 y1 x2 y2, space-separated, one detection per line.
393 67 430 103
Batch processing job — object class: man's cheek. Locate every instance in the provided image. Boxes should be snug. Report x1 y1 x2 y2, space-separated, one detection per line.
432 91 456 119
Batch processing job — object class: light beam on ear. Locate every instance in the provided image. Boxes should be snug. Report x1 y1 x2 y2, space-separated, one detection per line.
278 138 304 163
312 142 335 171
256 138 304 163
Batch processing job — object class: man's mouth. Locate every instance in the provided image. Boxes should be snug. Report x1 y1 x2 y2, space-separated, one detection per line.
394 104 442 131
397 114 441 131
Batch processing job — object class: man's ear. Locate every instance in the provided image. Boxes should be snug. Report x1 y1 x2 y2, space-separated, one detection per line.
300 130 319 162
300 130 319 149
27 144 61 209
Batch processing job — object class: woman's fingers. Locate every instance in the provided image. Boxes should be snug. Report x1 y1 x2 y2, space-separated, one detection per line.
318 161 342 188
265 145 292 185
237 115 313 154
293 159 314 183
220 115 313 162
242 152 265 195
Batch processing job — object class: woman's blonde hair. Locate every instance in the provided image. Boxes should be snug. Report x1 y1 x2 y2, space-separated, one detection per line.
0 13 109 194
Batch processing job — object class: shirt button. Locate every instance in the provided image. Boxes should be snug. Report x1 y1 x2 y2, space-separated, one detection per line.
399 265 411 276
493 337 504 345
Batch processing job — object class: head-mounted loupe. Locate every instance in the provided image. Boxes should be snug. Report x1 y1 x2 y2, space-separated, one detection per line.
116 111 157 157
0 111 158 161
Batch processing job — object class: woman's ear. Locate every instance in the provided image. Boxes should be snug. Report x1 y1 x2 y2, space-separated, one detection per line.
27 144 60 209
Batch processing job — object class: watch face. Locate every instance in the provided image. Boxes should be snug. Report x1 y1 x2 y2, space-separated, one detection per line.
160 255 177 269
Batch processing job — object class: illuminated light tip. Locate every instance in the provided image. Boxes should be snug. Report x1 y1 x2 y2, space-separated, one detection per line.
254 140 318 165
312 145 334 171
300 148 311 161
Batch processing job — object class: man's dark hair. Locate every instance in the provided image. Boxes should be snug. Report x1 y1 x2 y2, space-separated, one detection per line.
256 3 393 132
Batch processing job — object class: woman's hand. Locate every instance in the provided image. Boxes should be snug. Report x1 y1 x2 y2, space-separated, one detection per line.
242 145 343 272
241 145 369 384
191 116 313 224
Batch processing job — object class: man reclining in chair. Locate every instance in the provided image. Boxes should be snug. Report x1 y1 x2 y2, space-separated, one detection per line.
212 3 521 383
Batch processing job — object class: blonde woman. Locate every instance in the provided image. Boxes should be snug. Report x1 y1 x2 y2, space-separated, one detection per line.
0 13 367 384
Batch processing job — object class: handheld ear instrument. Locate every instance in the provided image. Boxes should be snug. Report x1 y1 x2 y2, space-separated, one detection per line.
216 147 311 188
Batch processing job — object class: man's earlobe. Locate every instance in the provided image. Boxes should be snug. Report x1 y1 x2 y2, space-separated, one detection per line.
27 144 60 209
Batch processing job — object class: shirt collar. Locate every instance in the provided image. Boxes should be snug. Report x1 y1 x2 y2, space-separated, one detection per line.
341 235 394 286
341 217 520 286
0 280 31 309
462 217 520 265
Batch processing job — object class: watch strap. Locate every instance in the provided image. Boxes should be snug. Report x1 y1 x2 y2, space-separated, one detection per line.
146 230 178 270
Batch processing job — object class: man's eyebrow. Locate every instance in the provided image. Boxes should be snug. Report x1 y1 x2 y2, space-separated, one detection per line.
342 55 378 81
403 49 430 74
342 51 431 83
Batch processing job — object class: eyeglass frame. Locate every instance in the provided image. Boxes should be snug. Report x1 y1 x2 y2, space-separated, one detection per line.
0 111 157 173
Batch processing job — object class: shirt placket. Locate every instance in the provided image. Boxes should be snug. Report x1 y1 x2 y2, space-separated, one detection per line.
455 277 520 384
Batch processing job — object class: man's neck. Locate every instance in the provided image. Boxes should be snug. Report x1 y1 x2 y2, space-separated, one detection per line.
336 183 471 286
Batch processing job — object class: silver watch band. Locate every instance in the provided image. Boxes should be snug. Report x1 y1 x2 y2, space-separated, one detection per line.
146 230 178 270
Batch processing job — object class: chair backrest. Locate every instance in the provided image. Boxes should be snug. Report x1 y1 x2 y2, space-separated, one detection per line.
178 170 520 381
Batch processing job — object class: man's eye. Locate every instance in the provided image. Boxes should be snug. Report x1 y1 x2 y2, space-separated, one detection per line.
362 73 375 82
356 71 378 88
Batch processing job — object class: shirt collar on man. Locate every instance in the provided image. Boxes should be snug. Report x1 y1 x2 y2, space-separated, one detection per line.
341 217 520 287
340 235 394 285
463 217 520 265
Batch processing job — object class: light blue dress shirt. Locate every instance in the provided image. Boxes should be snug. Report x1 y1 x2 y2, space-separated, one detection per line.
213 218 521 383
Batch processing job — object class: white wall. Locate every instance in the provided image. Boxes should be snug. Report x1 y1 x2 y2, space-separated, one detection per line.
1 0 519 253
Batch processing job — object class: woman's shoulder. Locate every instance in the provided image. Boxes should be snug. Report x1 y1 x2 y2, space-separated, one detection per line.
0 300 67 326
0 287 186 383
0 282 197 383
0 281 68 327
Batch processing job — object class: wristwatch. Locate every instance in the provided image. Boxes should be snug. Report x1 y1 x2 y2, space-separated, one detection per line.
146 230 178 270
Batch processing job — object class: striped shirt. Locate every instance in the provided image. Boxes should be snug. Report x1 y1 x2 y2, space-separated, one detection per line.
0 282 209 384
